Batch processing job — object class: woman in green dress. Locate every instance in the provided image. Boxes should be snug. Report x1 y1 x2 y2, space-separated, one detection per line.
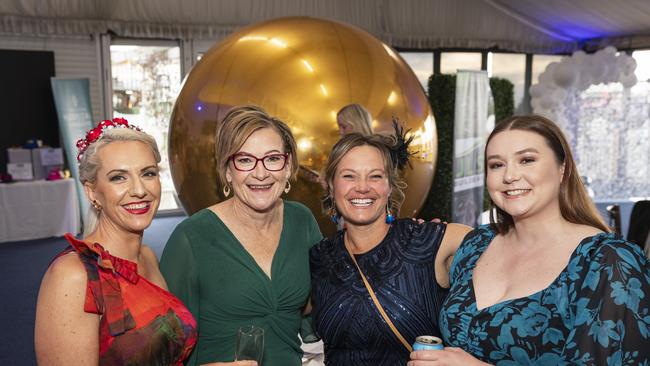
160 105 322 366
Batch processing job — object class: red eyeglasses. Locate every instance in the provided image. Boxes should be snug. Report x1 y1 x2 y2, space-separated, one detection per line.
228 153 289 171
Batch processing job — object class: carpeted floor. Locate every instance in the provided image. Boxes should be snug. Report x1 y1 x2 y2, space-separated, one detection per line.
0 215 186 365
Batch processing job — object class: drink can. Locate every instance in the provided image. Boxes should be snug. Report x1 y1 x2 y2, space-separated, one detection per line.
412 335 444 351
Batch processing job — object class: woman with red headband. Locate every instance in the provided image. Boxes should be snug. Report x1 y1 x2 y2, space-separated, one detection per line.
35 118 197 365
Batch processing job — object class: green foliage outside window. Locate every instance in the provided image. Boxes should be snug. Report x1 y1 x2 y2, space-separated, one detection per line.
418 74 514 221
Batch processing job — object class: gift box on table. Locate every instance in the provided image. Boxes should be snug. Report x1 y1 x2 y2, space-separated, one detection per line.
7 148 32 164
31 148 64 180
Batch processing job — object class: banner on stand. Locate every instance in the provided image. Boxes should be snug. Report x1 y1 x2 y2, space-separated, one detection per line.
51 78 94 226
452 71 494 226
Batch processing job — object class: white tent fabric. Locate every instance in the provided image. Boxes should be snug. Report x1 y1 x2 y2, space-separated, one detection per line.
1 0 649 52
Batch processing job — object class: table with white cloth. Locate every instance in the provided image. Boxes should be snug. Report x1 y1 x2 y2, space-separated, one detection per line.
0 179 81 243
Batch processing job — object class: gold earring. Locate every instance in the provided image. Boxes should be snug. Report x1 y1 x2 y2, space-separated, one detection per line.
223 185 231 197
284 181 291 194
92 199 102 211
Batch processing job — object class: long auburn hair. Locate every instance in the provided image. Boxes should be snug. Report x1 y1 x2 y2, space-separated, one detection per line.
486 115 610 234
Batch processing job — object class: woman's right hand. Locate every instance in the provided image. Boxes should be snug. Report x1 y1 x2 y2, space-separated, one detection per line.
408 348 490 366
201 361 257 366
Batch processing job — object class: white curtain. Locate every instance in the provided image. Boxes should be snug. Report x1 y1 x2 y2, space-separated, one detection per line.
452 70 494 226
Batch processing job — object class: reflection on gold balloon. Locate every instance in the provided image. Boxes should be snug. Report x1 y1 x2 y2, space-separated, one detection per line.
169 16 437 236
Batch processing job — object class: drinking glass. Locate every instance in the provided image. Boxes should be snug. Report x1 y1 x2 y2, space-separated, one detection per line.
235 325 264 364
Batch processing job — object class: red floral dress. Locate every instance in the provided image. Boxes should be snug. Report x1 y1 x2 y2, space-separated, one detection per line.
57 234 197 365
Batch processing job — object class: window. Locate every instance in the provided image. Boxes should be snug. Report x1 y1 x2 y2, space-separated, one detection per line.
110 42 182 211
571 50 650 200
440 52 481 74
488 53 526 113
399 52 434 92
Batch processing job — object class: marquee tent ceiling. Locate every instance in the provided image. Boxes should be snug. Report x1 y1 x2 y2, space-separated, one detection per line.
1 0 649 53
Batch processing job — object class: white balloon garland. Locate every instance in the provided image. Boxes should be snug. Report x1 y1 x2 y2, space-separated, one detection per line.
530 46 638 122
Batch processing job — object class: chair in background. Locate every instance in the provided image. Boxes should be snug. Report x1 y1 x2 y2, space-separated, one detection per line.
627 200 650 253
607 204 622 235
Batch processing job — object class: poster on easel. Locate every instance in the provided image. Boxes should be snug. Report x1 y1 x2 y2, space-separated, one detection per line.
51 78 94 227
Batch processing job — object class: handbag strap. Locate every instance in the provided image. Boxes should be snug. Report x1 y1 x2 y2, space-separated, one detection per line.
345 243 413 353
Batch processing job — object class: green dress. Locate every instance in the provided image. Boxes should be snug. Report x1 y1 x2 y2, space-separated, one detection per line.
160 200 322 366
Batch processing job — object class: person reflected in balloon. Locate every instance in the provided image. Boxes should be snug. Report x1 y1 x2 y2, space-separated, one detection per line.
300 103 375 187
310 133 472 365
409 115 650 365
336 103 373 136
160 105 322 366
35 119 197 365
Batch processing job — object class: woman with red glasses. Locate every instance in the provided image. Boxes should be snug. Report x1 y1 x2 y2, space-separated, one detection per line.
160 105 322 366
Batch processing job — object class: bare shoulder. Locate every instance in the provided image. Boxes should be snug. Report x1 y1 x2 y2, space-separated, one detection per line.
42 252 88 288
568 223 606 244
578 224 605 237
37 252 89 314
35 253 99 365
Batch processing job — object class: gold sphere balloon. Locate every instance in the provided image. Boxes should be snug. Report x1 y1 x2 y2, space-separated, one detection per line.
169 16 437 236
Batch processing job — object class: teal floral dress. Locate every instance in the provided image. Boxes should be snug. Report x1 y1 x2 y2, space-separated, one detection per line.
439 225 650 365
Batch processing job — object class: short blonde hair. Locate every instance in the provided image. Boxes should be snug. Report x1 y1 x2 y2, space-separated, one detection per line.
322 133 406 218
215 105 298 187
78 127 161 234
337 104 373 135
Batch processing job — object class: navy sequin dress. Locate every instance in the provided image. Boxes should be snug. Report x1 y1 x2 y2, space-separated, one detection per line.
310 219 449 365
440 225 650 365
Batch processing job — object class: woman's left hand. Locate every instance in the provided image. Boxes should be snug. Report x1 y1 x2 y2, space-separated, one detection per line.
408 348 489 366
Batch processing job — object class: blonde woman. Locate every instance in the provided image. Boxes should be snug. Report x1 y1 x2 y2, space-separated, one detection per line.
336 104 373 136
35 118 197 365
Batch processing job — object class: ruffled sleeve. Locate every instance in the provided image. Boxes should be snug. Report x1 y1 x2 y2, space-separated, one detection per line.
563 234 650 364
63 233 138 336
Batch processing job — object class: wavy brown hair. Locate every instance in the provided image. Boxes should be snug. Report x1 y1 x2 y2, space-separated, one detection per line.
486 115 610 234
321 133 406 219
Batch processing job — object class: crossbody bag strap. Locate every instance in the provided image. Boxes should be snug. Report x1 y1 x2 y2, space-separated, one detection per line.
345 244 413 353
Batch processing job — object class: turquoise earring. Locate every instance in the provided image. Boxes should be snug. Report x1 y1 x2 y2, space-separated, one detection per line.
385 206 395 224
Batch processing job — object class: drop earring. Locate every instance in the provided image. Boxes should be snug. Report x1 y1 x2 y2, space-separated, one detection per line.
385 206 395 224
330 207 339 224
223 184 231 197
284 181 291 194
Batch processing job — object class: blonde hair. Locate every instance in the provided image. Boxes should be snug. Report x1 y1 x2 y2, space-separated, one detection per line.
486 115 610 234
322 133 406 218
215 105 298 188
337 104 373 135
78 127 161 234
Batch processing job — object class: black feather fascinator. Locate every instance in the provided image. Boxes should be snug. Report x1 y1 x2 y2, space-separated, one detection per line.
389 117 416 171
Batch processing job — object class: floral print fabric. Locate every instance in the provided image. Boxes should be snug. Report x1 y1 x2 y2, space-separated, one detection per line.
59 234 197 365
439 225 650 365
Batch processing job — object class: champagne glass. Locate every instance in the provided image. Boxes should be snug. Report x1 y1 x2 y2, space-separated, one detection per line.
235 325 264 364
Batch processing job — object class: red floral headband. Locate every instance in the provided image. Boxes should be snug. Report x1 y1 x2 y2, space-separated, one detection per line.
76 117 142 162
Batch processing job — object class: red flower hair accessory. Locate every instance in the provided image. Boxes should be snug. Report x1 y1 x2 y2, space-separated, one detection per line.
76 117 142 162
